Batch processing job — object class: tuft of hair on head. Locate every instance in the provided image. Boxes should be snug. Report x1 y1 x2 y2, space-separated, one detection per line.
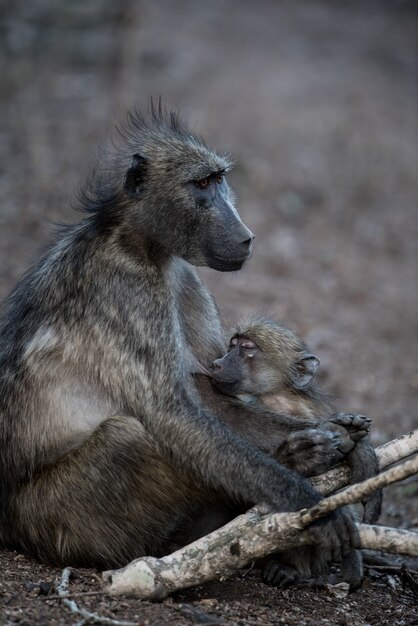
114 99 233 179
73 99 232 234
233 315 307 355
118 98 195 145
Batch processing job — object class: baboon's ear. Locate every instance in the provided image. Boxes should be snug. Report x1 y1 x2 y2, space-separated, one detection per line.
124 153 148 198
292 354 320 389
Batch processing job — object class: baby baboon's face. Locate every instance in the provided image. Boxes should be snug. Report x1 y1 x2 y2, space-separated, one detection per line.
209 327 320 398
209 335 280 397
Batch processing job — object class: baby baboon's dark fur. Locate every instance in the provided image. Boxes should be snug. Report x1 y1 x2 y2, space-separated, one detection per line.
210 316 382 589
0 105 359 569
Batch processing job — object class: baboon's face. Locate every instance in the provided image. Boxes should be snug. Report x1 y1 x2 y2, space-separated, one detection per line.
184 171 254 271
124 142 254 271
209 336 280 396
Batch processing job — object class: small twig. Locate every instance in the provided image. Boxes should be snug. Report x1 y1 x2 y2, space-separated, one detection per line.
240 560 256 579
174 603 225 625
400 564 418 598
362 548 418 571
56 568 136 626
42 590 108 601
365 564 418 575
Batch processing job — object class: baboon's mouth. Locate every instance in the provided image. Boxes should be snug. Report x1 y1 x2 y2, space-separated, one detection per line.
212 377 240 391
196 366 213 378
210 255 248 272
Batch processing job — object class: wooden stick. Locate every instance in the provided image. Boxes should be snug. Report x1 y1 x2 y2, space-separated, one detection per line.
359 526 418 557
103 442 418 598
56 568 135 625
300 454 418 526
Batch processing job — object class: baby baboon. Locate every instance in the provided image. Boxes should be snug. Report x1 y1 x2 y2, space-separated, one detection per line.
211 316 380 500
0 105 360 571
210 316 382 589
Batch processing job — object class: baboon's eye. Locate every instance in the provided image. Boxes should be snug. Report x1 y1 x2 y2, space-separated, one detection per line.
195 178 210 189
216 173 224 184
240 340 258 349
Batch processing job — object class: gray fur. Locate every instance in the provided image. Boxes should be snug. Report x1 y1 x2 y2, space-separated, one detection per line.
0 106 358 568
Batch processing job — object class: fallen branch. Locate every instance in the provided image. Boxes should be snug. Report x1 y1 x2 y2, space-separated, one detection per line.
56 567 135 626
299 454 418 526
358 526 418 556
103 450 418 599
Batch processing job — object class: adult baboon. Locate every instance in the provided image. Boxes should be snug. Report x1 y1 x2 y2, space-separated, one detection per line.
0 105 360 569
209 316 382 589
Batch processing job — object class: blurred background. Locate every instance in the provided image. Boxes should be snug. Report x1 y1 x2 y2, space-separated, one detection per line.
0 0 417 454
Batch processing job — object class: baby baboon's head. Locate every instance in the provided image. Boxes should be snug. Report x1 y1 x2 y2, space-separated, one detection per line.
210 317 319 397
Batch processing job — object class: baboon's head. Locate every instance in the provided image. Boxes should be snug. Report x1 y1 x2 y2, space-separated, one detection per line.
210 317 320 397
116 104 254 271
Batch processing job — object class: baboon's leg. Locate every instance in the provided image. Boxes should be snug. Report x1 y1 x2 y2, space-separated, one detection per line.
9 416 195 568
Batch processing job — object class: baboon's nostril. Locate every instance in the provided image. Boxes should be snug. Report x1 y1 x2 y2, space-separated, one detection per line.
243 235 254 247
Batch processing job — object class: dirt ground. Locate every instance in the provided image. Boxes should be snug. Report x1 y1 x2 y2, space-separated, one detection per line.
0 0 417 624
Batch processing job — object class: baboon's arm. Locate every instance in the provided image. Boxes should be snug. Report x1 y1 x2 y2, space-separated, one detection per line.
142 386 322 512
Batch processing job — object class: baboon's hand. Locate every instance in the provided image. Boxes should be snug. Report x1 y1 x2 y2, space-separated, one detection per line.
306 508 360 564
329 413 371 441
275 429 344 476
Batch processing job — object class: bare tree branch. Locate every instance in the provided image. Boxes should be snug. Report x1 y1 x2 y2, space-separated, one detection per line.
301 453 418 525
103 433 418 599
359 526 418 556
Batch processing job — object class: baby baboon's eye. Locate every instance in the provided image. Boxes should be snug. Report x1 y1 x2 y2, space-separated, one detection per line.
240 340 258 349
216 173 224 184
195 178 210 189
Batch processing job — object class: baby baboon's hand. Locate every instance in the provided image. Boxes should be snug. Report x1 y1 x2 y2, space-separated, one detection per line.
329 413 371 442
319 423 355 456
306 507 360 564
275 429 344 476
313 414 370 457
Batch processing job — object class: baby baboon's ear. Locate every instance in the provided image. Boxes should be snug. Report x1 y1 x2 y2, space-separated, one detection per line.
293 354 320 389
124 153 148 198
